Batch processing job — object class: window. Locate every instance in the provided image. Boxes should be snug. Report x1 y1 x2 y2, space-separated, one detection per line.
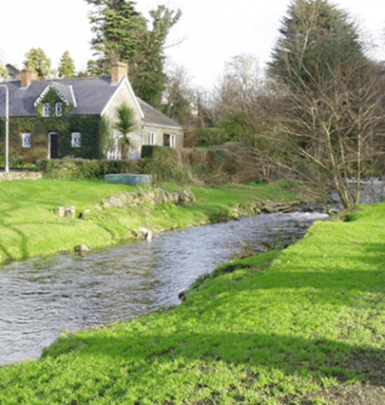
22 133 32 148
55 102 62 117
170 134 176 148
163 134 176 148
42 103 51 117
71 132 81 148
149 132 155 146
163 134 170 147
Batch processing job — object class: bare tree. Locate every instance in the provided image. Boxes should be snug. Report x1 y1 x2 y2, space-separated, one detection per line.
272 58 385 211
204 54 264 131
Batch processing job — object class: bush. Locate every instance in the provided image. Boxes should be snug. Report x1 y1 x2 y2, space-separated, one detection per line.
197 128 231 147
35 159 146 180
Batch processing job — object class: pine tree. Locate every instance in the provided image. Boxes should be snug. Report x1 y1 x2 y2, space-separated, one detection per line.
132 5 181 108
23 48 52 79
86 0 146 75
58 51 76 78
0 64 7 79
268 0 364 91
85 0 181 108
0 50 8 79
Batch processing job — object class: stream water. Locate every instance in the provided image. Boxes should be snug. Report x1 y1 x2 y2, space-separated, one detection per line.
0 212 328 365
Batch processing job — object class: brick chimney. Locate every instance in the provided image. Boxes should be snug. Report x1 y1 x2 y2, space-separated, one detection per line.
111 62 128 85
21 69 38 88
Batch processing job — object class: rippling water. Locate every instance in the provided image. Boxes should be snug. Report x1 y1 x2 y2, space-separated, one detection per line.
0 212 328 365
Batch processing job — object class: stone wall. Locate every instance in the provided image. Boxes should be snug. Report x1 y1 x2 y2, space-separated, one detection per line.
0 172 42 182
98 188 196 209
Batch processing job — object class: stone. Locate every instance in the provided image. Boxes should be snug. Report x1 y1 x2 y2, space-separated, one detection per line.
98 188 196 209
0 172 42 183
172 192 180 204
154 188 165 204
178 290 188 301
138 227 152 240
55 206 65 218
106 196 124 208
64 206 76 219
75 244 90 253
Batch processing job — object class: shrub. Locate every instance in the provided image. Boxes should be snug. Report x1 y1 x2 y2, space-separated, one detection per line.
197 128 231 147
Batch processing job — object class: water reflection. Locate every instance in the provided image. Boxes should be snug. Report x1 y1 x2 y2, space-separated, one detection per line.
0 212 327 365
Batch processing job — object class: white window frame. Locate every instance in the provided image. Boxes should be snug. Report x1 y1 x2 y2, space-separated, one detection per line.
170 134 176 148
22 133 32 148
149 132 155 146
42 103 51 117
55 102 62 117
71 132 81 148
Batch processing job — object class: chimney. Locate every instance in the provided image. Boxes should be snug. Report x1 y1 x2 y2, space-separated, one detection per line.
111 62 128 85
21 69 38 88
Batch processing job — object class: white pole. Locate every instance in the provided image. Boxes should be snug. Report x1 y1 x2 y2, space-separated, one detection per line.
0 85 9 173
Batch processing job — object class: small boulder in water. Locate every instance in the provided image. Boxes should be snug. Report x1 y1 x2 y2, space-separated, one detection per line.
75 245 90 253
139 227 152 241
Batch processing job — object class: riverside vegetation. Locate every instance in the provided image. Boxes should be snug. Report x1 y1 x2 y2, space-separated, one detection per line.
0 198 384 404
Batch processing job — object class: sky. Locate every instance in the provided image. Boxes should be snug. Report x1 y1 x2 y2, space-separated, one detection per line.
0 0 384 88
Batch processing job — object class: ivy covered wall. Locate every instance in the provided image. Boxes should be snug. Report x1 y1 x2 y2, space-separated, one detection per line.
0 88 104 164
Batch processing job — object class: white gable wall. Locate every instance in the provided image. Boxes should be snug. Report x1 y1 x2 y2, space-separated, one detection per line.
101 78 144 157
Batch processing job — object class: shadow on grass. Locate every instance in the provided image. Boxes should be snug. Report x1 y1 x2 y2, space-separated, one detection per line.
190 241 385 307
45 330 385 387
0 200 30 262
0 205 81 264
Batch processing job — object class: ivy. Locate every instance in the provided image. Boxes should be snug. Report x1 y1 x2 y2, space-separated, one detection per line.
35 87 73 118
0 114 104 164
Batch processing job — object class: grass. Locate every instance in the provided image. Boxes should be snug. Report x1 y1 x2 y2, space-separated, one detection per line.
0 200 385 403
0 179 296 264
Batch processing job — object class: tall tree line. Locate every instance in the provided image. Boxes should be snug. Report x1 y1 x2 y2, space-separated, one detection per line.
85 0 181 108
198 0 385 211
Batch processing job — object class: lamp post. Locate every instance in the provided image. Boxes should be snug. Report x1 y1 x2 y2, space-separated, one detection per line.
0 85 9 173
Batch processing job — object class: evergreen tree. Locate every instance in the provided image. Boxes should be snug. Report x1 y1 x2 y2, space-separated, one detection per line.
85 0 181 108
0 49 8 79
268 0 364 90
86 0 146 75
23 48 52 79
58 51 76 78
132 5 181 108
0 64 7 79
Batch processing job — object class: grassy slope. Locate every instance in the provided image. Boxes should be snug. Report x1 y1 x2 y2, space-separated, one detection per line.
0 179 295 264
1 203 384 404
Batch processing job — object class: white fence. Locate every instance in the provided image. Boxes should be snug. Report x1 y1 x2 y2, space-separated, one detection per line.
106 150 122 160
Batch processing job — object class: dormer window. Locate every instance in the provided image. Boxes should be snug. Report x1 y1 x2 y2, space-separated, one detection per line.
55 102 62 117
42 103 51 117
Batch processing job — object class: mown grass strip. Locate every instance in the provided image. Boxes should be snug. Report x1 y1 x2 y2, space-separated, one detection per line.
0 203 384 404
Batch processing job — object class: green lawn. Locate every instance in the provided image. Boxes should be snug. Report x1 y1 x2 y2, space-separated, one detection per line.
0 201 384 404
0 179 296 264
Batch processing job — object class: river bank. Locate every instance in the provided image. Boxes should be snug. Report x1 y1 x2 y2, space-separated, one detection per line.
0 178 301 265
1 202 384 403
0 211 325 365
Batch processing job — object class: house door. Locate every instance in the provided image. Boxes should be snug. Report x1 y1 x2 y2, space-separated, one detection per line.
49 133 59 159
163 134 170 147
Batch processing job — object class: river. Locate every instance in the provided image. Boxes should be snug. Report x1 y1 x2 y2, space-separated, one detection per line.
0 212 328 365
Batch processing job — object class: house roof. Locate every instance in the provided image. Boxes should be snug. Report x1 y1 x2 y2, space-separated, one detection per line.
138 98 183 130
34 82 77 107
0 76 182 130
